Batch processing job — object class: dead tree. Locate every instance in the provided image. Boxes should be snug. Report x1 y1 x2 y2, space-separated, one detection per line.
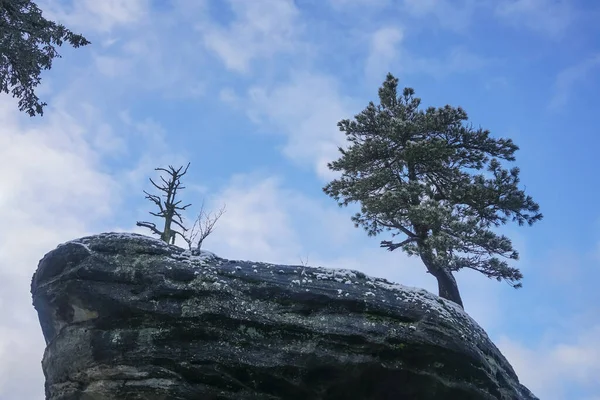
183 201 226 252
136 162 192 245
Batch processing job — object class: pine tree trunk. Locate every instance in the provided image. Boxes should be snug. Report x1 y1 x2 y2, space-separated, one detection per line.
419 251 464 309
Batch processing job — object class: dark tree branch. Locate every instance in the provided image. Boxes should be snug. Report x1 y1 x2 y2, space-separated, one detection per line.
135 221 161 237
137 162 192 245
380 237 418 251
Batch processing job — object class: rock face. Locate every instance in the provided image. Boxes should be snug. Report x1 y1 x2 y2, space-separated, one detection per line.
31 232 538 400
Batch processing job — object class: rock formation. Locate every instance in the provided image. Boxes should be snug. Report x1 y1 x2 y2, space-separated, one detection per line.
31 232 538 400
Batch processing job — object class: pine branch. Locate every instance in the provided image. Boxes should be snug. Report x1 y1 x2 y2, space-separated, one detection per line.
380 237 417 251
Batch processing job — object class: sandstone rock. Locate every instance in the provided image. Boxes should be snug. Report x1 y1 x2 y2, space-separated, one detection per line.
31 232 538 400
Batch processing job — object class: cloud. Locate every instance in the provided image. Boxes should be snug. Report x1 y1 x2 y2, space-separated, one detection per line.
86 21 209 99
199 174 303 263
365 38 492 81
199 0 304 73
235 71 358 180
494 0 576 37
363 24 492 82
39 1 211 100
0 48 190 398
365 26 404 82
93 53 133 78
0 94 123 399
549 54 600 110
497 324 600 399
38 0 151 33
186 172 362 265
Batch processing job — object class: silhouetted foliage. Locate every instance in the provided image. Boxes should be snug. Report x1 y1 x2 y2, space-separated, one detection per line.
0 0 90 116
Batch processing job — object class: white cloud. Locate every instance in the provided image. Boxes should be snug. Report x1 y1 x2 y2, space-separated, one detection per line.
363 24 491 81
497 324 600 399
90 26 208 99
38 0 150 33
0 57 190 399
0 95 123 400
549 54 600 110
39 1 211 99
200 174 303 263
93 53 133 78
365 26 404 82
199 0 303 73
495 0 575 37
115 111 194 195
240 71 358 180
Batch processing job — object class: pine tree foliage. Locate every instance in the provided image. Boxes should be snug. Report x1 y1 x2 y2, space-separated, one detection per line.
0 0 90 116
323 73 542 308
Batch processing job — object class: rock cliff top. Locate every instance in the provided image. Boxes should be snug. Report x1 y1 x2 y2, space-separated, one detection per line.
31 232 538 399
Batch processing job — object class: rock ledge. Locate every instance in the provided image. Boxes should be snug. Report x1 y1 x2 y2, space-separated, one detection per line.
31 232 538 400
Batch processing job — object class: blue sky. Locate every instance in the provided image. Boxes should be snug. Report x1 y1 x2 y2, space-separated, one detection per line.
0 0 599 399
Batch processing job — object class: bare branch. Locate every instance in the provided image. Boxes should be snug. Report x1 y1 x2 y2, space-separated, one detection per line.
299 255 309 267
136 221 162 237
171 217 188 232
149 177 166 191
159 175 170 187
172 200 192 210
184 202 226 251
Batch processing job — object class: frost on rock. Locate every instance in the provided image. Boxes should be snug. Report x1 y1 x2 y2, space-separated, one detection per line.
53 232 483 342
32 232 539 400
59 232 169 250
300 264 488 343
176 249 220 264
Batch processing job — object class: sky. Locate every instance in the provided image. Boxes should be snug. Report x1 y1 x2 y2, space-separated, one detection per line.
0 0 599 399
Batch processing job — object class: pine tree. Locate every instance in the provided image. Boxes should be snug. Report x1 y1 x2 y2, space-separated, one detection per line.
323 73 542 308
0 0 90 116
